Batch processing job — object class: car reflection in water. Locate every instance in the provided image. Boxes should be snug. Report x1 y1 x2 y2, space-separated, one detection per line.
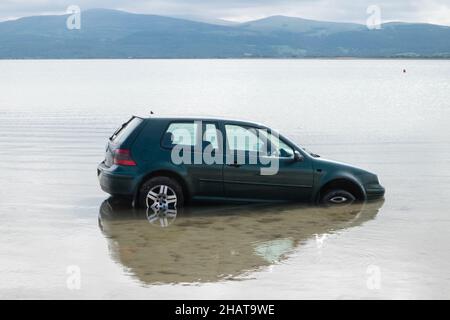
98 198 384 284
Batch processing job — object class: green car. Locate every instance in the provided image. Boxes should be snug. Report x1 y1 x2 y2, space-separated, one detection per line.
97 116 385 208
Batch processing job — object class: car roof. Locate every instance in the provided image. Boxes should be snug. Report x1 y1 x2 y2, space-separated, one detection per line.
138 115 269 128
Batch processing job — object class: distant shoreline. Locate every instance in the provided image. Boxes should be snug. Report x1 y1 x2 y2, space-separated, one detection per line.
1 57 450 60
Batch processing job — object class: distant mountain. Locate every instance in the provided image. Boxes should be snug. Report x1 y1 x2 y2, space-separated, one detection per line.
239 15 365 35
0 8 449 58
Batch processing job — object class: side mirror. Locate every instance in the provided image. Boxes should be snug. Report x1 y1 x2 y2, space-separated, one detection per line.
293 151 303 162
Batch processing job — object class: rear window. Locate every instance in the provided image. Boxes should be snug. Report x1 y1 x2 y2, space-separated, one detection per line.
110 117 143 144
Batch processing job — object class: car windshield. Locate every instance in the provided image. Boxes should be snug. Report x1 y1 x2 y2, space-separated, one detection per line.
267 128 320 158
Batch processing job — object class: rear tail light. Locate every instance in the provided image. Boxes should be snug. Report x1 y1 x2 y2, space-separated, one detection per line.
113 149 136 166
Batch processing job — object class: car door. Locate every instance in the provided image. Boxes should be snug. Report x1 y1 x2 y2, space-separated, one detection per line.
162 120 224 198
223 124 313 201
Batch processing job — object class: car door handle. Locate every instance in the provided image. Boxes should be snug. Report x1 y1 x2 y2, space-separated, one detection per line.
227 162 241 168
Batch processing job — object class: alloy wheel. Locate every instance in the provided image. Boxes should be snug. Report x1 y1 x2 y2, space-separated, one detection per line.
145 184 178 227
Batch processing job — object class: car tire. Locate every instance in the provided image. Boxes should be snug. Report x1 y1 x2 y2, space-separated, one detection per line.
320 189 356 206
138 176 184 209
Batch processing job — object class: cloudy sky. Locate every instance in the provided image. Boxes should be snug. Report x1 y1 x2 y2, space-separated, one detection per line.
1 0 449 25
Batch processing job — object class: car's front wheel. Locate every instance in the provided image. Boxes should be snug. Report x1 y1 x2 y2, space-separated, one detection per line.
138 176 184 209
320 189 356 206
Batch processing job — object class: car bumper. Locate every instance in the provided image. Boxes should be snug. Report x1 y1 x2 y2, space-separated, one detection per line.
365 184 385 201
97 161 135 196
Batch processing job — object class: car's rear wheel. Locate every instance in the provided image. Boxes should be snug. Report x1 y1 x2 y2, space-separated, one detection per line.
320 189 356 206
138 176 184 209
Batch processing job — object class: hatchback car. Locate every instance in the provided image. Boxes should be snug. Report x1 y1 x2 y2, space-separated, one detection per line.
98 116 385 209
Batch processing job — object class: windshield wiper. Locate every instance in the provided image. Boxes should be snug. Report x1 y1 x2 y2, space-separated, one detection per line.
109 117 134 141
109 124 125 141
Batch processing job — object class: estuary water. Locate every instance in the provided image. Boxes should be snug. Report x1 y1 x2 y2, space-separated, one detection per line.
0 59 449 299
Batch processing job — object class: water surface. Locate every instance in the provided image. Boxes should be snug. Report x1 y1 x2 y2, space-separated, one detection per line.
0 59 449 299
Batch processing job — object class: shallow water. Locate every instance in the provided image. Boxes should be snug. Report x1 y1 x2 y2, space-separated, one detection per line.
0 59 449 299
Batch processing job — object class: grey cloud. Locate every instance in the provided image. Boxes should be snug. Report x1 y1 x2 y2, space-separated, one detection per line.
0 0 449 25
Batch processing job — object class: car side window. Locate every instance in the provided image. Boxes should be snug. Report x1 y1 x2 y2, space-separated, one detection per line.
225 124 265 153
258 129 294 158
204 123 219 149
274 138 294 158
162 122 198 148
